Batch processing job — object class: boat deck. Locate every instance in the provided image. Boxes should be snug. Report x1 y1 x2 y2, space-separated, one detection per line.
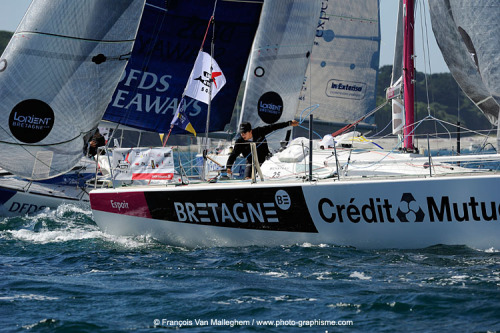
89 168 500 193
0 175 89 201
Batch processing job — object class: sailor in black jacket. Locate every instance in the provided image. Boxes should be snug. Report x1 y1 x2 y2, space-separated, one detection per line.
226 120 299 179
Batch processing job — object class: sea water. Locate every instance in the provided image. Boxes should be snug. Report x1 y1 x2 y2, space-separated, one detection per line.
1 204 499 332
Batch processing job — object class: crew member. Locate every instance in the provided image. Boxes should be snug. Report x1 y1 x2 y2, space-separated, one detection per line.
226 120 299 179
87 129 106 157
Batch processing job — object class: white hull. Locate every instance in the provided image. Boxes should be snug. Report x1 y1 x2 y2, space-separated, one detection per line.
0 157 96 215
0 176 89 215
90 174 500 249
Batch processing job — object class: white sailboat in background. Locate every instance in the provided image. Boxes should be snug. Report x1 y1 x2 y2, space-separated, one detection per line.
89 0 500 250
0 0 145 215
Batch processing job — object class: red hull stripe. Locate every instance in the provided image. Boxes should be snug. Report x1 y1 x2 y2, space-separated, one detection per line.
90 191 152 218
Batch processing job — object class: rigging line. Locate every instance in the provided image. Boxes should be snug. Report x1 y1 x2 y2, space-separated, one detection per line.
331 99 388 138
200 0 218 50
417 0 431 115
298 104 320 124
296 124 323 140
367 117 392 138
418 0 440 138
410 114 493 139
343 125 358 175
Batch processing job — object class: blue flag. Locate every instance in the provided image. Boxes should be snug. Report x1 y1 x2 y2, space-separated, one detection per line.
171 97 196 136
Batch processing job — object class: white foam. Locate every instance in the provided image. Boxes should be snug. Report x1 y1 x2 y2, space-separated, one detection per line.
263 271 289 278
451 275 469 281
350 271 372 280
331 302 360 308
7 228 101 243
3 208 153 249
484 247 499 253
0 294 59 301
311 271 332 280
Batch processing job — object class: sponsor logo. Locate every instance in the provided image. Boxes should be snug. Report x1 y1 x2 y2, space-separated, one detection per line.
194 71 212 88
426 196 498 222
9 202 47 214
326 79 366 100
110 200 129 211
111 69 203 117
173 190 291 223
396 193 425 222
318 193 499 223
275 190 291 210
9 99 55 143
315 1 332 43
174 201 278 223
257 91 283 124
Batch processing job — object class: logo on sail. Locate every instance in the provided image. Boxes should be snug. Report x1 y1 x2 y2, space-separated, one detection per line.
257 91 284 124
9 99 55 143
326 79 366 100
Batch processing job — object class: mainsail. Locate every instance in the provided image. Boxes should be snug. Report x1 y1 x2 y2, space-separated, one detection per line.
239 0 322 148
296 0 380 129
103 0 263 135
0 0 145 180
429 0 500 127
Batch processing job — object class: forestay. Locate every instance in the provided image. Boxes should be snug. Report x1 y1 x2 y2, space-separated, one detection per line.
239 0 322 149
103 0 263 135
296 0 380 127
0 0 145 180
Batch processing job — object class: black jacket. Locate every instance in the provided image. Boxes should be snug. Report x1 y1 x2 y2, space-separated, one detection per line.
226 121 291 169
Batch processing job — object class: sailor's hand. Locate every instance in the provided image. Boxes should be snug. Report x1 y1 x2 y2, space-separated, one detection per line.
290 120 299 127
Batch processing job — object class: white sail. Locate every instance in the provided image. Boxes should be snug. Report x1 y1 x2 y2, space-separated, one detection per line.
239 0 322 148
296 0 380 128
429 0 500 126
0 0 145 180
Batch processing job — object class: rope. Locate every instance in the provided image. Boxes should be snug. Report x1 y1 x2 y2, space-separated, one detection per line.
331 99 389 138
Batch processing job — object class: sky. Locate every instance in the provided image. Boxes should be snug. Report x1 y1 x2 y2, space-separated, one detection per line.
0 0 450 73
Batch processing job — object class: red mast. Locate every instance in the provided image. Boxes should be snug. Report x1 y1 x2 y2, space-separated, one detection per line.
403 0 415 151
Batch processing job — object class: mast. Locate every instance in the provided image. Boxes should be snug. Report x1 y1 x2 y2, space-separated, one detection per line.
403 0 415 151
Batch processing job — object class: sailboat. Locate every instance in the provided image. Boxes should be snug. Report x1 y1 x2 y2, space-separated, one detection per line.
0 0 146 215
259 0 499 181
87 0 500 249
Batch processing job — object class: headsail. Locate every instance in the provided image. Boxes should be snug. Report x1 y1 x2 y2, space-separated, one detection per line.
429 0 500 126
239 0 322 148
103 0 263 135
0 0 145 180
296 0 380 130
